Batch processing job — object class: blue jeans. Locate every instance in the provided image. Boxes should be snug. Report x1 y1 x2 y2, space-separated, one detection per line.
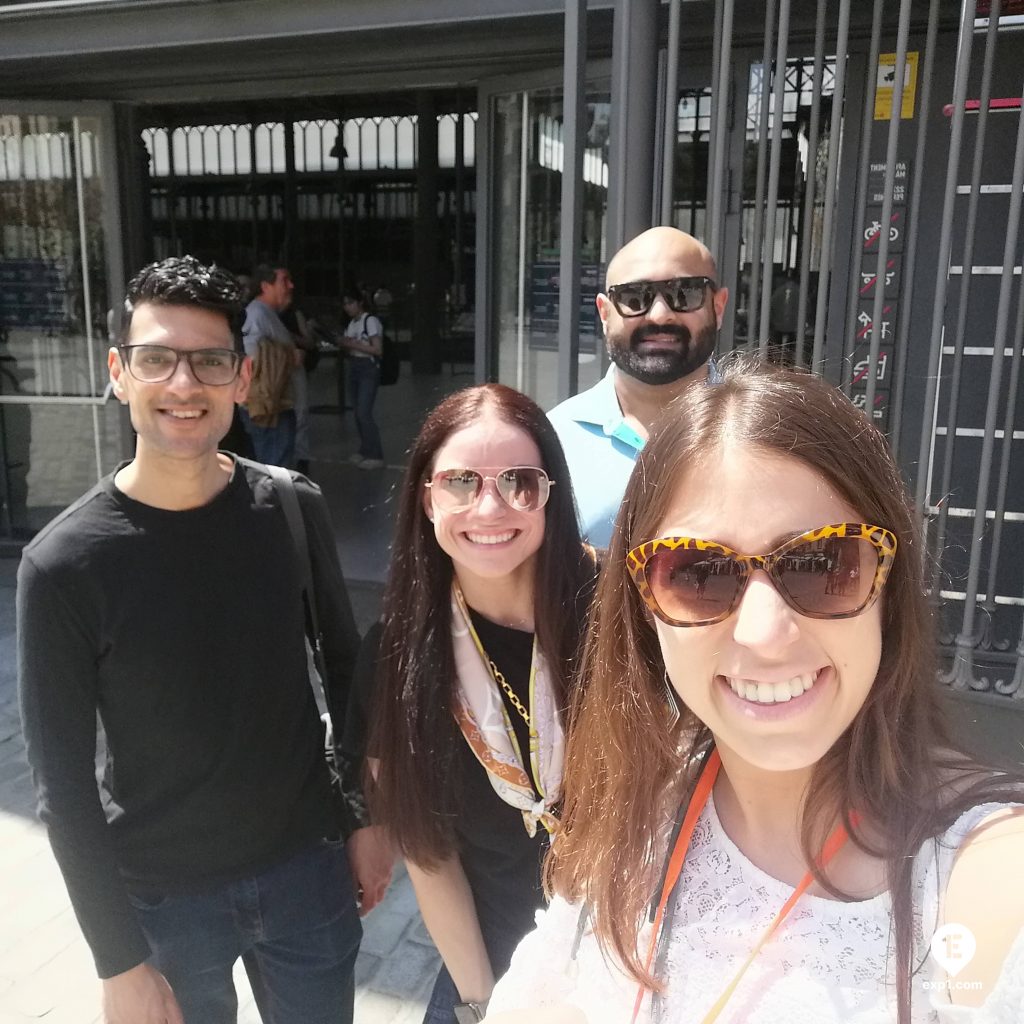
348 358 383 460
127 839 361 1024
239 407 297 469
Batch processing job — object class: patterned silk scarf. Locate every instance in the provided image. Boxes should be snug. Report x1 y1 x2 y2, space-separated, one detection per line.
450 582 564 836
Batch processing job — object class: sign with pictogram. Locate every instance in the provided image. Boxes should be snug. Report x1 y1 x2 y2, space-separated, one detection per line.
875 52 919 120
850 389 889 424
862 207 904 255
859 256 902 300
851 344 894 386
854 301 898 345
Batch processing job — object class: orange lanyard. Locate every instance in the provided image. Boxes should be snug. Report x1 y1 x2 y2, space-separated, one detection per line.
630 749 855 1024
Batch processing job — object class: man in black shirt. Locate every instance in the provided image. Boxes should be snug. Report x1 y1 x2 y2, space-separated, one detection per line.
17 257 374 1024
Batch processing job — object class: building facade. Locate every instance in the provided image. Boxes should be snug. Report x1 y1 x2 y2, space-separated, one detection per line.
1 0 1023 702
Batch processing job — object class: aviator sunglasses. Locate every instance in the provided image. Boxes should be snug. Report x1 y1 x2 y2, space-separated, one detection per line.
118 344 243 387
626 523 897 627
425 466 554 513
605 276 717 318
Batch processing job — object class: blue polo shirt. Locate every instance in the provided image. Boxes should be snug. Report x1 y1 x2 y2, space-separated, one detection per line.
548 364 718 548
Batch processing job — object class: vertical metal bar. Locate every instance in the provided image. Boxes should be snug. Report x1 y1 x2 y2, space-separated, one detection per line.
607 0 658 254
0 404 12 536
72 117 102 478
454 102 465 312
941 81 1024 692
690 112 698 235
811 0 851 370
72 118 97 400
653 50 668 225
913 0 977 517
708 0 734 262
978 268 1024 655
414 96 441 374
863 0 913 415
719 56 746 353
747 0 777 348
606 0 630 256
335 119 347 289
756 0 791 355
283 119 297 270
839 0 883 393
249 125 258 261
661 0 681 225
168 126 179 253
890 0 941 448
516 91 530 392
997 605 1024 698
99 103 125 342
702 0 720 232
559 0 587 402
927 3 1001 588
474 91 492 383
794 3 826 367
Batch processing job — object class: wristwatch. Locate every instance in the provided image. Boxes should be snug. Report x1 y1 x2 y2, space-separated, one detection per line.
453 1000 488 1023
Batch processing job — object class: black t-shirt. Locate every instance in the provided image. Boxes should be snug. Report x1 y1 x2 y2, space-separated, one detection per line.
17 459 362 978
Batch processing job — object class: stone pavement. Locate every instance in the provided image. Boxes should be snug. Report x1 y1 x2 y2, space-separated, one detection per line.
0 558 440 1024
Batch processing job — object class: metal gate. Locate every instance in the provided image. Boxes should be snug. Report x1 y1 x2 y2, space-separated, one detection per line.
140 111 477 340
674 0 1024 699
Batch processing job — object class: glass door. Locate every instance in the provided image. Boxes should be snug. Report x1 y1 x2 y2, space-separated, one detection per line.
0 102 125 536
477 67 611 410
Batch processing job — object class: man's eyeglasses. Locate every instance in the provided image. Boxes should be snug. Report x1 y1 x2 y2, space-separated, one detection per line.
626 523 897 627
605 277 717 318
118 345 243 387
425 467 554 513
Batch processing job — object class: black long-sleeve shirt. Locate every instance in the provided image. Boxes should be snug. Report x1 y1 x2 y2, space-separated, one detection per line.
17 458 361 979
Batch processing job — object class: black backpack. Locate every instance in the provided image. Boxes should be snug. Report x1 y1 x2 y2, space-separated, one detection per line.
360 314 400 386
378 332 400 386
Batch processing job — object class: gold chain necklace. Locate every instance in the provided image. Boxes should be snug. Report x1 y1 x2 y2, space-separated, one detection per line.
488 658 531 728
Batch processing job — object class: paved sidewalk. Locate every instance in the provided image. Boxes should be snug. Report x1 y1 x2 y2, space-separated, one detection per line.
0 558 439 1024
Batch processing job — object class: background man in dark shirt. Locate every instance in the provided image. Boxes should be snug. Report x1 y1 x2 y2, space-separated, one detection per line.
17 256 368 1024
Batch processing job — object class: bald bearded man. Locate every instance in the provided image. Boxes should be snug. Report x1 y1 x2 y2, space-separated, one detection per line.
548 227 729 547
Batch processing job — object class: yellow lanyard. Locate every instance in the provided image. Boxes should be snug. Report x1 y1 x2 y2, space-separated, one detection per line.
631 749 855 1024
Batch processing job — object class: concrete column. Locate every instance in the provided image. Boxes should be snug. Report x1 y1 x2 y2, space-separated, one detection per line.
414 91 441 374
606 0 659 254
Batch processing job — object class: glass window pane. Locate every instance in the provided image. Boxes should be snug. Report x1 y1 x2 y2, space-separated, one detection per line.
0 401 123 537
0 113 111 399
489 87 610 409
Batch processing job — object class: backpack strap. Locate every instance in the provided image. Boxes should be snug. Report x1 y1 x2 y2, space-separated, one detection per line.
359 313 382 364
265 463 369 837
265 464 328 703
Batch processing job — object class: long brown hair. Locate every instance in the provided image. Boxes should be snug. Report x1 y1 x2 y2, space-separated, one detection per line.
548 356 1023 1022
370 383 594 866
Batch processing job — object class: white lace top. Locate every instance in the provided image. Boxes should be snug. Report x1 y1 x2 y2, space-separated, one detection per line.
487 798 1024 1023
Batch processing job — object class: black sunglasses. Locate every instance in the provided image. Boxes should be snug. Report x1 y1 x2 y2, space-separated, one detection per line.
605 276 717 318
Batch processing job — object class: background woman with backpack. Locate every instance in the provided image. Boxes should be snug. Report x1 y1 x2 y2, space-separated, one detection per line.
340 286 385 469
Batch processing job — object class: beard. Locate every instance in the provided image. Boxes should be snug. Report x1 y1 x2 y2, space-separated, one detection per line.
607 319 718 386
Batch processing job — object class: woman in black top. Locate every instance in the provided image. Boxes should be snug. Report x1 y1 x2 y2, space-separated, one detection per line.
361 383 596 1024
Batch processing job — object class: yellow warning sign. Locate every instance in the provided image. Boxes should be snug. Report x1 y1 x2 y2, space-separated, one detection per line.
875 52 919 120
